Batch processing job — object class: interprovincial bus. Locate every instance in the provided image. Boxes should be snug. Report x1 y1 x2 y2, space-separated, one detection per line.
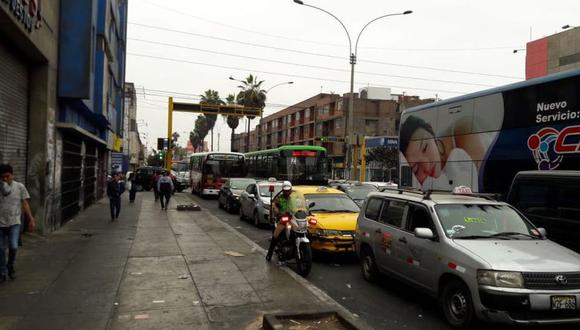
245 145 329 185
399 68 580 198
189 152 246 197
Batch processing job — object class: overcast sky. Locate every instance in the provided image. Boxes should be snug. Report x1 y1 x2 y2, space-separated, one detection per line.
126 0 578 153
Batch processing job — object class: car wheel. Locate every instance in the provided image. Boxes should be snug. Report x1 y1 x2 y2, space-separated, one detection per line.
441 279 475 329
224 198 231 213
253 210 261 228
360 245 379 282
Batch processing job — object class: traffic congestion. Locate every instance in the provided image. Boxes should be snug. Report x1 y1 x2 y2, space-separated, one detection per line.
163 142 580 329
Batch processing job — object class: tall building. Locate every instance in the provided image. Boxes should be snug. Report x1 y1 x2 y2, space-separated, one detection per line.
124 82 144 171
0 0 60 233
526 26 580 79
234 89 433 177
56 0 128 227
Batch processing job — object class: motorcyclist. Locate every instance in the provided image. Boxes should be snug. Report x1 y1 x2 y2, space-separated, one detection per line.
266 180 297 261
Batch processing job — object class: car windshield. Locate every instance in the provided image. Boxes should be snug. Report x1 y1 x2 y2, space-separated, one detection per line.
345 185 378 200
435 204 538 239
305 194 360 213
258 184 282 197
230 179 255 190
172 163 189 172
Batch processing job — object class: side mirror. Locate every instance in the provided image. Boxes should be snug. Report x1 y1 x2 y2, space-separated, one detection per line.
536 227 547 238
308 202 316 209
248 194 256 199
414 228 434 240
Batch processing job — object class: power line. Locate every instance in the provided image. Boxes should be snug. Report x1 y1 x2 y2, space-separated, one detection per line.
129 38 494 88
128 22 521 80
128 52 470 95
140 1 521 53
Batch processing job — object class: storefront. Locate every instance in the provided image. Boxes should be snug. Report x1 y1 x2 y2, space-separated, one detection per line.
0 40 29 183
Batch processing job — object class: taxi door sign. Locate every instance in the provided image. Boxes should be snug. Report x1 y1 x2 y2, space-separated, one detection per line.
381 233 393 254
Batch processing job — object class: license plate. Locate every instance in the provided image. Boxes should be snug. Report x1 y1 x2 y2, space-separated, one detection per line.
551 296 576 310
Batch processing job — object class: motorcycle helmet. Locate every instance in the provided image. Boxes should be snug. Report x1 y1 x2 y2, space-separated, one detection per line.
282 180 292 191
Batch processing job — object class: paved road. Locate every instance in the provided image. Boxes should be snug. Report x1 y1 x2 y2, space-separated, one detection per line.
181 191 576 330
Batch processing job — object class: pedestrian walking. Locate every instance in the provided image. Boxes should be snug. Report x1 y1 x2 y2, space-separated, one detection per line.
128 172 137 203
107 172 124 221
0 164 35 283
152 171 161 201
158 171 174 210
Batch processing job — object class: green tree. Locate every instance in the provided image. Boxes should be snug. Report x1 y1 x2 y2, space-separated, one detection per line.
224 93 240 152
190 115 209 152
235 74 267 150
200 89 225 151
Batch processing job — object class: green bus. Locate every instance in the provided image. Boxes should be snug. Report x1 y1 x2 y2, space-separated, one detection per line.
245 145 329 185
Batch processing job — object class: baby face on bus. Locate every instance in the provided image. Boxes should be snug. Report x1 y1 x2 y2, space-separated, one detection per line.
400 115 444 184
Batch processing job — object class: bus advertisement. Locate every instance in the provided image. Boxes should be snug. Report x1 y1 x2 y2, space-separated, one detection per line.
189 152 246 197
399 68 580 197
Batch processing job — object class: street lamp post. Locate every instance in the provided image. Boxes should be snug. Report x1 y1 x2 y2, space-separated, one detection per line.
293 0 411 179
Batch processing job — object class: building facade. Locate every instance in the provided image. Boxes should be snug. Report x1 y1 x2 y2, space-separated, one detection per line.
124 82 144 171
526 26 580 79
0 0 60 233
56 0 128 228
234 89 433 178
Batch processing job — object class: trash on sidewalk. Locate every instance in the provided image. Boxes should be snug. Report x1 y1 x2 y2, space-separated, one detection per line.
192 300 200 305
224 250 245 257
177 203 201 211
113 302 119 306
134 314 150 320
152 300 165 304
177 274 189 279
345 283 352 289
130 272 143 276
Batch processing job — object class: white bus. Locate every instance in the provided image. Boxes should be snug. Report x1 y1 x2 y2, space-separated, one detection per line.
189 152 246 197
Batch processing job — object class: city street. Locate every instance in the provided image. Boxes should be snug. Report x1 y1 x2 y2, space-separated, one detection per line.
184 191 577 330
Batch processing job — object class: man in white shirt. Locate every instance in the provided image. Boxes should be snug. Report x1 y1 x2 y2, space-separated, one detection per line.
0 164 35 283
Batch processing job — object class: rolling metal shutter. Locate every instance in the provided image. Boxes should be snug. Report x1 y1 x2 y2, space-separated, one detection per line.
0 41 29 183
61 136 82 223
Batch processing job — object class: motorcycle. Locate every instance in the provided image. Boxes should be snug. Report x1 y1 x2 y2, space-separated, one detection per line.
273 208 317 277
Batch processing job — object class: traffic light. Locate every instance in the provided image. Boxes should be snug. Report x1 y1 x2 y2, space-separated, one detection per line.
157 138 164 150
158 151 165 161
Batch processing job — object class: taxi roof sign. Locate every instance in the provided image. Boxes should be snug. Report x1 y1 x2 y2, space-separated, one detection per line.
268 177 277 182
453 186 473 195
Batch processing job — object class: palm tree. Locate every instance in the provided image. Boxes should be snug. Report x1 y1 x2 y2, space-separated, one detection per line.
191 115 209 152
224 94 240 152
235 75 267 150
200 89 225 151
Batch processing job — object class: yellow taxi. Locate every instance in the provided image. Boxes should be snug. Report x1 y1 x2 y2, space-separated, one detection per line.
293 186 360 252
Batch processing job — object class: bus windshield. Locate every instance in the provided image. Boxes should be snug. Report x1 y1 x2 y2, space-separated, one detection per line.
203 155 245 177
279 155 327 184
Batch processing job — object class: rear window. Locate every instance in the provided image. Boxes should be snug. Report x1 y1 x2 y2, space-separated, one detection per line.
365 198 383 221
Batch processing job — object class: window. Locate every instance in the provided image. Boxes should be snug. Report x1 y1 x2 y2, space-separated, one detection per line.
515 184 552 217
365 198 383 221
379 200 406 227
335 118 343 130
556 186 580 221
305 108 311 118
406 204 434 233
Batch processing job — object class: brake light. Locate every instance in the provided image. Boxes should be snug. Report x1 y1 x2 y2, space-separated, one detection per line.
308 217 317 226
280 216 290 224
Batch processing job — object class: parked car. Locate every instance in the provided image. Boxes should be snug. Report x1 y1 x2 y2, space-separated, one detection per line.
363 181 398 192
218 178 256 213
239 181 283 227
355 186 580 328
298 186 360 253
507 170 580 253
134 166 177 192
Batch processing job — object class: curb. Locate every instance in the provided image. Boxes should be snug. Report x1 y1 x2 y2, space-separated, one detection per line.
191 196 367 329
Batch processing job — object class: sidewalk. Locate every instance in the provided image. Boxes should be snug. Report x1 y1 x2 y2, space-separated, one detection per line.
0 191 361 330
